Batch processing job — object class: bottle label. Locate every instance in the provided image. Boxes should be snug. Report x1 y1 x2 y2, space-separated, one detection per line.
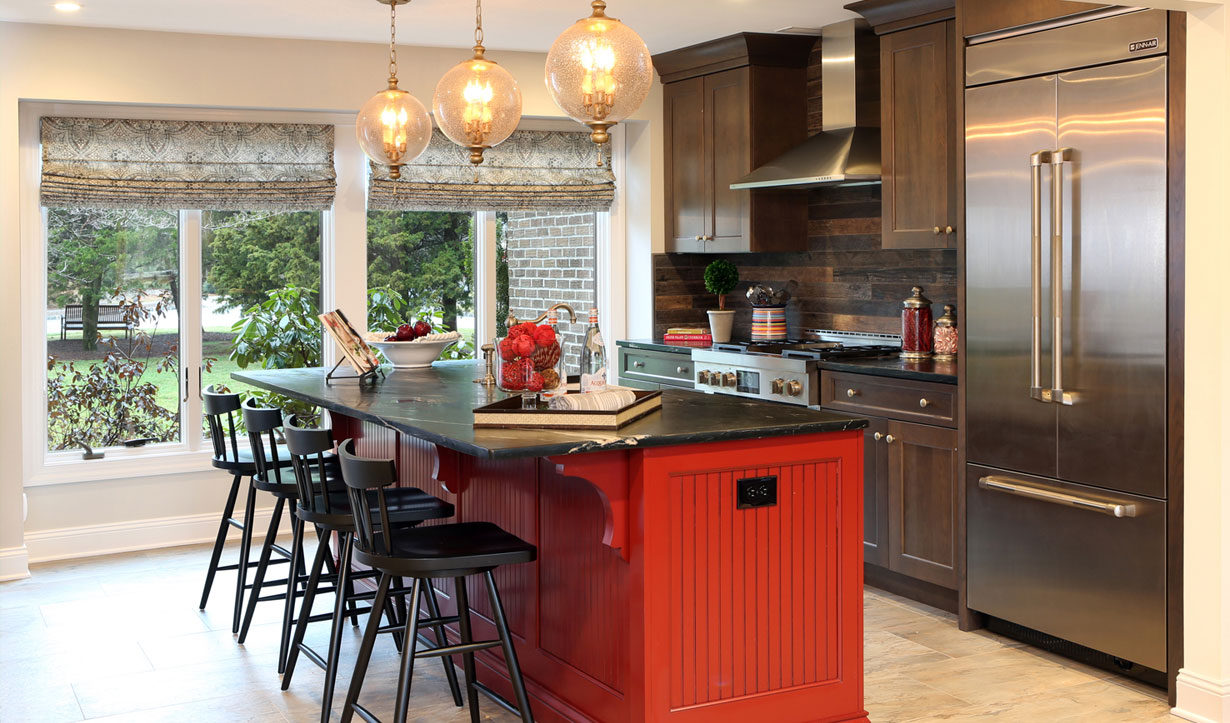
581 369 608 393
591 331 604 348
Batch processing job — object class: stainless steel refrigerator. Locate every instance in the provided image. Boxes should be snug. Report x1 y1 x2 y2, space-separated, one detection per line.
964 9 1170 672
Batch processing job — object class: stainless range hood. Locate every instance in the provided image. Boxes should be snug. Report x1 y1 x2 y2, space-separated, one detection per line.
731 19 880 190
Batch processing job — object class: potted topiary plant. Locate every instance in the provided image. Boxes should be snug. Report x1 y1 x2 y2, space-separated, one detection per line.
703 259 739 343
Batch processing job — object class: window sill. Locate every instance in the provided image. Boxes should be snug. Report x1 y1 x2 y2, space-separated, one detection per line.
26 447 216 487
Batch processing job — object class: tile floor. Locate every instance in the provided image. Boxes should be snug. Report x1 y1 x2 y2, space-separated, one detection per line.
0 543 1176 722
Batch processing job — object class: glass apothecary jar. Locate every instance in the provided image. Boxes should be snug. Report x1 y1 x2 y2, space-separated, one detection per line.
494 319 565 394
933 304 958 361
900 286 933 359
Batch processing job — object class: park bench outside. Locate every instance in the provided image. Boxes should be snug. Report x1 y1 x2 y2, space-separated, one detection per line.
60 304 134 341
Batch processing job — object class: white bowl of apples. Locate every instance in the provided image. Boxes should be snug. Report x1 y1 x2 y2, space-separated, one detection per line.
365 321 461 369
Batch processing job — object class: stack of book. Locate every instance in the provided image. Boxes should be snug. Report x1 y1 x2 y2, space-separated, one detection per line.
662 327 712 347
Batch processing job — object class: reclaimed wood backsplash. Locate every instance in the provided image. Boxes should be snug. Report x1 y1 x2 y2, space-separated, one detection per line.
653 40 957 339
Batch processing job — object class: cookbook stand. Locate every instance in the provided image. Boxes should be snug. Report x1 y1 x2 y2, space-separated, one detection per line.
325 356 384 384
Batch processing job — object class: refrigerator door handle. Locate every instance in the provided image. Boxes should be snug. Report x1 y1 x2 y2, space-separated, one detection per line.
978 475 1137 518
1047 148 1075 406
1028 150 1051 402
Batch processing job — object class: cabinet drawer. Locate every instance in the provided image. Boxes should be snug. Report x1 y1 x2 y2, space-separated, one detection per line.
820 371 955 427
619 348 694 388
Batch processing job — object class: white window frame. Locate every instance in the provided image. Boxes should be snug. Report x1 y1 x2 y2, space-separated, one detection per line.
19 101 355 486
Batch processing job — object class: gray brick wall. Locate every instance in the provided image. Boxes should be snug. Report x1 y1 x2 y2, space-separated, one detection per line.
505 210 598 373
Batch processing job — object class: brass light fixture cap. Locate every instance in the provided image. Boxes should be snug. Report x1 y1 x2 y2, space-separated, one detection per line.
590 1 608 18
376 0 411 5
587 122 613 145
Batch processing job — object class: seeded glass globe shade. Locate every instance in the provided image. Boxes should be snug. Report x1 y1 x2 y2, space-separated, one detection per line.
356 84 433 179
544 0 652 145
433 50 523 165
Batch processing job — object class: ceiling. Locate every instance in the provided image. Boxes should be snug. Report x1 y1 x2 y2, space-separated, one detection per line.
0 0 858 54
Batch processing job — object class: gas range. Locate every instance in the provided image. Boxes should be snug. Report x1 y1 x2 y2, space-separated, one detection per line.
691 330 901 406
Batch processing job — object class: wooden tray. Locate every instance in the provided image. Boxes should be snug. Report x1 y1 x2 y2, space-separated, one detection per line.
473 390 663 430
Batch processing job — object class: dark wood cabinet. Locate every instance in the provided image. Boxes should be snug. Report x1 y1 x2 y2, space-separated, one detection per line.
821 370 959 597
880 20 957 249
886 419 959 588
654 34 814 254
958 0 1109 38
863 416 891 568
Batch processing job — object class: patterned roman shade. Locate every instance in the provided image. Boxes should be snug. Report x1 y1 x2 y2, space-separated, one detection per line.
368 129 615 212
40 116 336 211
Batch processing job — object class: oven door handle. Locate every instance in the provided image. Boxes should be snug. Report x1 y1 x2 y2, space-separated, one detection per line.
978 475 1136 518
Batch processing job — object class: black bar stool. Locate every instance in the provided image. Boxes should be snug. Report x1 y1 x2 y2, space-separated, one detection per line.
200 385 293 634
236 397 312 668
279 417 460 722
337 439 537 723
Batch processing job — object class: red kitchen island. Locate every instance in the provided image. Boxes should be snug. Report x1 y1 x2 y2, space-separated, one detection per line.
235 363 870 723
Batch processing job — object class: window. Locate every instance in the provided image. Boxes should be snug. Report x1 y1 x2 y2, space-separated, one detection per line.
200 210 323 405
366 210 476 358
499 209 599 371
45 208 183 451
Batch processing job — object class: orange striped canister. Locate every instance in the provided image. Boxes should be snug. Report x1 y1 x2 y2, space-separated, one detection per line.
750 305 788 341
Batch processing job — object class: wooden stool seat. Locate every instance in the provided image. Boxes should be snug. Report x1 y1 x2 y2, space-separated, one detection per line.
355 522 536 578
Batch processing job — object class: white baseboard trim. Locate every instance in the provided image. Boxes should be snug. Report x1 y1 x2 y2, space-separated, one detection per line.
1174 668 1230 723
24 507 288 564
0 545 30 581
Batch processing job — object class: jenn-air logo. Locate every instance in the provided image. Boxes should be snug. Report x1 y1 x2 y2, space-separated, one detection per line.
1129 38 1159 52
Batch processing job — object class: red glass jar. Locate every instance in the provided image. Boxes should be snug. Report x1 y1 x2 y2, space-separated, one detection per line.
900 286 933 359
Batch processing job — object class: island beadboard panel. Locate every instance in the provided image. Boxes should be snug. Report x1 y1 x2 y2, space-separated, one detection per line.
654 36 957 339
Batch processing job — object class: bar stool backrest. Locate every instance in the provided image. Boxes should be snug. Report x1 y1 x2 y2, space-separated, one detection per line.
284 415 340 516
242 397 289 486
203 385 243 464
337 439 397 557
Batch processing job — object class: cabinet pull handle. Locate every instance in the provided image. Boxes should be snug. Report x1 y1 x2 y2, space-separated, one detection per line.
846 388 859 398
632 361 645 368
873 432 883 441
885 434 895 444
919 398 929 408
932 226 941 235
978 475 1137 518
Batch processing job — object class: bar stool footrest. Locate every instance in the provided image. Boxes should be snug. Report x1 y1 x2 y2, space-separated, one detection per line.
473 680 528 718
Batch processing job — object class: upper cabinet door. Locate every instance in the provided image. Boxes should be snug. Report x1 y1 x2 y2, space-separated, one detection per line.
704 68 753 253
880 21 957 249
664 76 708 253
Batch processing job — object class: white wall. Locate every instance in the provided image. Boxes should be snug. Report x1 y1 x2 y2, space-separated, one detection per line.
1173 4 1230 721
0 21 663 576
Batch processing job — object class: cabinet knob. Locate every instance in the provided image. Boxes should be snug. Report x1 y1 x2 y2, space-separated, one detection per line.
885 434 896 444
633 360 645 368
933 226 941 235
695 235 703 241
945 225 955 234
846 388 859 398
676 366 688 374
919 398 929 408
873 432 883 441
706 235 714 241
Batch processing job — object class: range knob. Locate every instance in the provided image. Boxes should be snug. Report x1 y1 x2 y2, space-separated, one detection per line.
771 378 785 394
786 380 803 397
697 370 710 385
723 372 737 387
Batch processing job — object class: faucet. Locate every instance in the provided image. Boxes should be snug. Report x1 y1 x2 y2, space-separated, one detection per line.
507 302 578 327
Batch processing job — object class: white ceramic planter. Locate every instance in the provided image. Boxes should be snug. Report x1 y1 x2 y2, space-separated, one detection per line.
707 310 735 344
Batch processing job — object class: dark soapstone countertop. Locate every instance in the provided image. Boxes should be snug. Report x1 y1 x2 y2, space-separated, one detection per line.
234 362 867 459
816 357 957 385
617 339 956 384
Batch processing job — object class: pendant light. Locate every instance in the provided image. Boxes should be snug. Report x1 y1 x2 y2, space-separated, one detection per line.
544 1 652 146
356 0 432 179
433 0 523 166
